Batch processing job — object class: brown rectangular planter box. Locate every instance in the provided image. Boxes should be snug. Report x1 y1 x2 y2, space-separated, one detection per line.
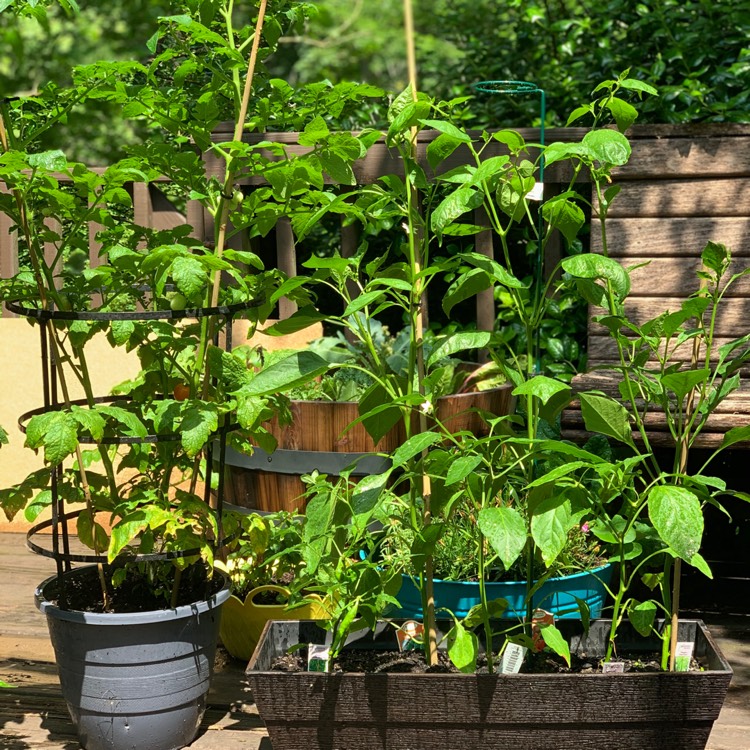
246 619 732 750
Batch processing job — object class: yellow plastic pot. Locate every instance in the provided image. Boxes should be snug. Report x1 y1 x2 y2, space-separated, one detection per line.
219 584 326 661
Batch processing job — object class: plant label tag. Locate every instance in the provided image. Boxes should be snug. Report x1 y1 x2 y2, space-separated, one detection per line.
499 643 528 674
674 641 694 672
531 609 555 652
307 644 330 673
526 182 544 201
396 620 424 652
601 661 625 673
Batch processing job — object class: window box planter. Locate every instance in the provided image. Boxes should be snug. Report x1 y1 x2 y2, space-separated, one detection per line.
246 618 732 750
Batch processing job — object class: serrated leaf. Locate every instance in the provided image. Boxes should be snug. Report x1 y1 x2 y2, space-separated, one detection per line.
70 406 106 441
28 150 67 172
98 406 148 438
180 403 219 458
171 255 206 300
25 411 78 465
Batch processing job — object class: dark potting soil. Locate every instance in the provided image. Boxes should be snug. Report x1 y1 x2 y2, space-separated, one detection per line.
44 564 225 613
270 647 702 675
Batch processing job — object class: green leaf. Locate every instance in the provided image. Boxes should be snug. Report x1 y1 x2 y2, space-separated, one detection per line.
25 411 78 465
512 375 570 406
445 455 483 486
561 253 630 300
648 486 704 562
243 352 329 396
427 331 492 366
542 196 585 245
442 267 491 316
492 129 526 153
263 306 326 336
619 79 658 96
419 119 473 143
180 403 219 458
531 497 575 565
701 242 730 276
97 406 148 438
446 622 478 673
690 552 713 579
70 406 106 441
28 150 66 172
358 382 401 445
628 600 657 636
539 623 571 666
582 129 632 166
661 369 710 401
391 432 442 467
351 470 392 518
171 255 206 301
77 510 108 553
606 97 639 132
109 514 148 561
298 115 330 146
526 462 587 489
431 187 484 236
579 392 633 445
426 133 464 171
477 506 527 571
720 425 750 450
320 151 355 185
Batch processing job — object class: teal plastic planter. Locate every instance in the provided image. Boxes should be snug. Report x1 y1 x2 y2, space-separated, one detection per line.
392 564 614 619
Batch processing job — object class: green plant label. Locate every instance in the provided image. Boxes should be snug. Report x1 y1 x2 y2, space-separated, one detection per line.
674 642 694 672
307 644 330 673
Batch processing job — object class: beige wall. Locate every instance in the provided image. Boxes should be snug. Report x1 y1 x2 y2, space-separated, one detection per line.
0 317 321 531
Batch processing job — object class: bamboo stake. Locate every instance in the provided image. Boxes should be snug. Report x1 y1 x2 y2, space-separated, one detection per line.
402 0 437 667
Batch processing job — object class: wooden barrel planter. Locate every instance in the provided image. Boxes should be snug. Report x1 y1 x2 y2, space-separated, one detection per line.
224 400 400 513
226 383 515 513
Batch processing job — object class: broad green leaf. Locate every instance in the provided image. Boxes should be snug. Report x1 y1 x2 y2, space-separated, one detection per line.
539 623 571 666
620 79 658 96
358 382 402 445
351 470 392 518
25 411 78 465
427 331 492 366
542 196 585 245
77 510 108 553
445 455 483 486
391 432 442 467
343 290 385 317
512 375 570 406
442 267 491 316
628 600 657 636
720 425 750 450
180 403 219 458
561 253 630 300
606 97 638 132
171 255 206 300
582 129 631 166
477 506 526 571
661 369 709 401
446 622 478 673
690 552 713 579
431 187 483 235
109 514 148 561
70 406 106 442
263 306 326 335
531 497 575 565
579 392 633 445
236 394 266 431
648 485 703 562
492 129 526 153
243 351 329 396
298 115 330 146
28 150 66 172
701 242 730 276
526 462 587 489
419 119 473 143
426 133 464 171
98 406 148 438
463 598 508 628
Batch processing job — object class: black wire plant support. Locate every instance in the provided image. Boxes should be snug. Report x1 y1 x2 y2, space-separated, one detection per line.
6 295 262 604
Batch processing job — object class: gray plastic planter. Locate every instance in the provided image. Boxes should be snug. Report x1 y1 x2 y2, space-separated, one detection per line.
35 565 231 750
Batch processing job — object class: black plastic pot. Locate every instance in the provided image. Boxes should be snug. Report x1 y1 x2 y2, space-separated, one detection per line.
35 565 231 750
247 619 732 750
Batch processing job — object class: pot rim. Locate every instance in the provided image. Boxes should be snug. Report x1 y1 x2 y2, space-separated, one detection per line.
35 564 231 625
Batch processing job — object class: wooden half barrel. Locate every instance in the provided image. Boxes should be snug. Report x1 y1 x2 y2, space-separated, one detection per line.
434 382 515 436
224 400 401 513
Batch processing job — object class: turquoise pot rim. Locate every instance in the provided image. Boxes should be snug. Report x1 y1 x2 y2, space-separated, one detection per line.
403 562 612 587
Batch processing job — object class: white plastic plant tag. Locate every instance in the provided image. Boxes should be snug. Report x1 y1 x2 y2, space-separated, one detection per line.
674 641 694 672
396 620 424 652
526 182 544 201
307 644 330 673
499 643 528 674
601 661 625 673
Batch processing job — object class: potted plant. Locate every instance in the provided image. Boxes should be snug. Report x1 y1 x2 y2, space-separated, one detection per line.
0 2 340 748
217 508 328 661
245 76 734 749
